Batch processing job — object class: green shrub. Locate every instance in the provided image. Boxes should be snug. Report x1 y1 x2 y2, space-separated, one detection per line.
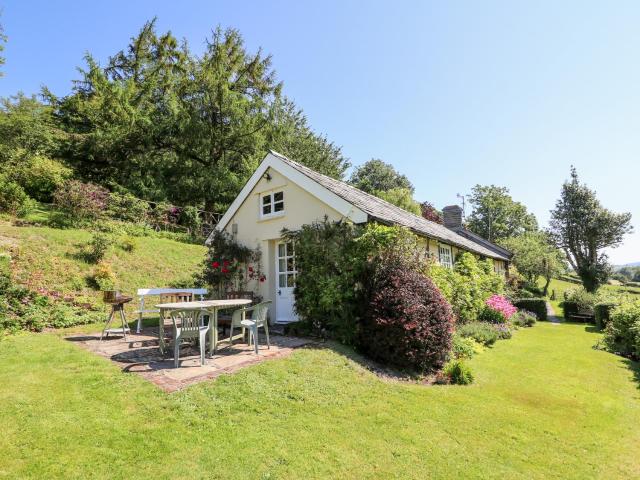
180 205 203 237
603 300 640 359
511 310 537 327
442 360 474 385
595 302 616 329
562 301 579 319
452 334 483 359
92 262 116 291
563 288 599 310
429 252 505 323
107 192 149 223
513 298 547 320
494 324 513 340
479 305 507 323
87 232 113 263
0 176 34 217
456 322 500 346
119 235 137 253
8 154 72 202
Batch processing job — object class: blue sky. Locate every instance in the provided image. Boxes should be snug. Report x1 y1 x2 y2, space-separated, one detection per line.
2 0 638 263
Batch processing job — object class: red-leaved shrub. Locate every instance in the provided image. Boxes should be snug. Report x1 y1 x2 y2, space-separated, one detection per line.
359 261 455 373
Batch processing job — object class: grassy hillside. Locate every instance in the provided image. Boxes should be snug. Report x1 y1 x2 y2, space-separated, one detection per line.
0 216 207 316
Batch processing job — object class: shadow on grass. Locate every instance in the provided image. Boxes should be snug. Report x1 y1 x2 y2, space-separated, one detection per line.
303 340 422 382
621 358 640 390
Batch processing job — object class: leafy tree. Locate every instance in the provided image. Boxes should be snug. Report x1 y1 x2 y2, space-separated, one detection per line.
421 201 442 224
374 187 421 215
265 98 349 179
501 232 566 295
549 167 632 292
349 158 414 194
467 185 538 243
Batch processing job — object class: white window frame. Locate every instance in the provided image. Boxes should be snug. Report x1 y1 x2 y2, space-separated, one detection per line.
438 244 453 269
494 261 506 276
260 190 285 219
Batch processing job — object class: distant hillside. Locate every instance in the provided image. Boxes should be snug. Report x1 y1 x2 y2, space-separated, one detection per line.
615 262 640 270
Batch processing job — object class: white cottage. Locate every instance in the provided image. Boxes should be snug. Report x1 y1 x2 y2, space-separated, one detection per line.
208 151 511 324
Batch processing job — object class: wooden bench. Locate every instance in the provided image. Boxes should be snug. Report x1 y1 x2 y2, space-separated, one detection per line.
135 288 208 333
571 309 595 323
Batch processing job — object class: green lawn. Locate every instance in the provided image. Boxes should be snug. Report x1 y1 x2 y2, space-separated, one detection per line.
1 323 638 479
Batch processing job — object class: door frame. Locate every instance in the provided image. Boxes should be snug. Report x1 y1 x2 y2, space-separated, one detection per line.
274 239 298 324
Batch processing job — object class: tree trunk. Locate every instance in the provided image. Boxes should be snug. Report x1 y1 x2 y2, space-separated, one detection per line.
543 276 551 296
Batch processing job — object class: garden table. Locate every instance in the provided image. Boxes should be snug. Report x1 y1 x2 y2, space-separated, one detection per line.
155 299 252 357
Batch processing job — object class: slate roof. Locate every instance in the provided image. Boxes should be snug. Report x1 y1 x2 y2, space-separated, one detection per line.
269 150 511 261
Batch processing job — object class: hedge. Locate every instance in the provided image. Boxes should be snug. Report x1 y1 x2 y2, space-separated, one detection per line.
594 303 616 329
513 298 547 320
562 301 579 320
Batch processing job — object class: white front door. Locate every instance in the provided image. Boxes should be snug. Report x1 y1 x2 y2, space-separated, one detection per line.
275 241 298 323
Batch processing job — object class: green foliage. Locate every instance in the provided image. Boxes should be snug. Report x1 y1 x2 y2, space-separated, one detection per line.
107 192 149 223
442 360 475 385
512 298 547 320
349 158 414 194
511 310 537 327
92 261 116 291
0 175 35 217
451 334 483 359
119 235 137 253
603 300 640 359
200 230 263 298
373 187 421 215
501 232 565 294
479 306 507 324
456 321 501 346
594 302 616 329
429 252 505 323
87 231 114 263
0 267 101 333
285 220 430 345
2 151 72 202
549 167 632 292
179 206 202 237
467 184 538 243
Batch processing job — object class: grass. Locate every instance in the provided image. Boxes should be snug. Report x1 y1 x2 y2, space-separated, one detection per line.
0 323 639 479
0 216 207 312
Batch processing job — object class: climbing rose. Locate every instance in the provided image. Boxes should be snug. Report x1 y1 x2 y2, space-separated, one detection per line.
221 268 230 274
485 295 517 319
212 261 220 269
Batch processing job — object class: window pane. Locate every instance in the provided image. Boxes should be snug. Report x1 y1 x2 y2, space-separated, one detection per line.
286 242 294 255
287 274 296 287
279 274 286 288
262 204 271 215
262 195 271 205
274 202 284 212
274 191 283 202
278 244 285 257
287 257 295 272
278 259 285 272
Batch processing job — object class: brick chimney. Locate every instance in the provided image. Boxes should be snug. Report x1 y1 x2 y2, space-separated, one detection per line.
442 205 463 229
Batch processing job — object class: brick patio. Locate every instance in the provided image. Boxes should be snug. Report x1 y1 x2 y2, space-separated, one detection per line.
66 328 312 392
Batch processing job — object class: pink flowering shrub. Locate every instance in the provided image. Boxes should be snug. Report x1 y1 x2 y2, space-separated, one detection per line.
481 294 518 323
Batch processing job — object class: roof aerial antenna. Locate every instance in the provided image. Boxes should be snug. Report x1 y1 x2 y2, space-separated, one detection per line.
456 193 466 221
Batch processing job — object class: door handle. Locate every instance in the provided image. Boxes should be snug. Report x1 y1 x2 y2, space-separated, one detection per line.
278 289 281 296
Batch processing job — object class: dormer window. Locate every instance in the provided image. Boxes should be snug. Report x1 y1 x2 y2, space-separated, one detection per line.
261 191 284 218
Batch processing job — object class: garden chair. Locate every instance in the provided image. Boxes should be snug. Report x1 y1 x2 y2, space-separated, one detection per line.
217 291 255 335
228 301 272 354
169 309 210 368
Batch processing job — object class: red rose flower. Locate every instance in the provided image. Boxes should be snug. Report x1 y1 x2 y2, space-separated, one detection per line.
223 260 230 266
259 275 266 283
221 268 230 274
248 266 254 273
212 261 220 268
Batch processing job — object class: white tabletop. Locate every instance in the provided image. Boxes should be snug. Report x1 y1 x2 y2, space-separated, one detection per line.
155 299 252 310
